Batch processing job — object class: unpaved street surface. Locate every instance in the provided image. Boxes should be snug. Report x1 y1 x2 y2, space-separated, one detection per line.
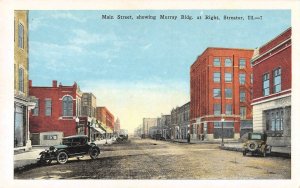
14 138 291 179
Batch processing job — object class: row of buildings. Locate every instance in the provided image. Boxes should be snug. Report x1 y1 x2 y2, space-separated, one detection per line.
14 11 121 151
136 27 291 149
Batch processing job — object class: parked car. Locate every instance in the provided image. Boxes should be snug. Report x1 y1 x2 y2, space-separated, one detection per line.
38 135 100 164
242 132 272 157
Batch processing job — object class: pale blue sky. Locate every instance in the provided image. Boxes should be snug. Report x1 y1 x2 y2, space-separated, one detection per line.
28 10 291 132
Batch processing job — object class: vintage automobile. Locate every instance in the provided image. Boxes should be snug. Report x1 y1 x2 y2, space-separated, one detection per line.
38 135 100 164
242 132 272 157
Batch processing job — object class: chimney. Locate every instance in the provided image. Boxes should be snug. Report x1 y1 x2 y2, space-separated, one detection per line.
52 80 57 87
29 80 32 87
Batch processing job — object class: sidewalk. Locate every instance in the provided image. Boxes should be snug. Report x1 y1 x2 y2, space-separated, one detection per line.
14 146 45 170
220 142 291 157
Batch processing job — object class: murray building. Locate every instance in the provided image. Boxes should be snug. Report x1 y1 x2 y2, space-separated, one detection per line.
14 11 35 151
190 47 254 141
251 28 291 149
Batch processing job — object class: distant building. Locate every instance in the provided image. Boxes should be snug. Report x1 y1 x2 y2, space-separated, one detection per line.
29 80 83 146
170 107 179 139
96 107 115 136
142 118 159 138
190 48 254 141
14 10 35 151
251 28 291 148
177 102 190 139
81 93 96 118
114 118 121 135
158 115 171 139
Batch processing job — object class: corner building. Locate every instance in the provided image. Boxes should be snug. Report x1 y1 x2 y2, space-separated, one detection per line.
251 28 291 147
190 48 254 141
29 80 82 146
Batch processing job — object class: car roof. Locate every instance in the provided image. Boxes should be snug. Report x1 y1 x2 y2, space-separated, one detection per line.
63 135 88 139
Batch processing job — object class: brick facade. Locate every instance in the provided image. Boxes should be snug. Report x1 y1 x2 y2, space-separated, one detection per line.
190 48 254 140
96 107 115 131
251 28 291 147
29 80 83 145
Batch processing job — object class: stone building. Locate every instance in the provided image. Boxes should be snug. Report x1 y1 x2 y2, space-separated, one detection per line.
14 10 35 151
190 48 254 141
251 28 291 148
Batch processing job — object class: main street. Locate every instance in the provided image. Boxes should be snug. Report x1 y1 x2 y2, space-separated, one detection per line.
14 138 290 179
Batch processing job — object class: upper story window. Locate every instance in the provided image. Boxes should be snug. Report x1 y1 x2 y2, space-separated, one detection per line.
18 67 24 93
213 72 221 83
213 88 221 98
250 74 253 84
32 99 39 116
225 104 232 115
45 99 52 116
240 90 246 102
63 96 73 116
239 73 246 85
239 59 246 69
213 58 221 67
240 106 246 119
225 73 232 82
225 88 232 98
273 68 281 93
263 73 270 96
225 58 232 67
18 23 24 49
213 104 221 115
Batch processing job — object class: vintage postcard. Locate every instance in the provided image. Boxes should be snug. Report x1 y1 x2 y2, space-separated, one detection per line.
1 0 300 188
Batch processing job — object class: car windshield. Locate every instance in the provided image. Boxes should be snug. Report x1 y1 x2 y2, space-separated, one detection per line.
249 133 262 140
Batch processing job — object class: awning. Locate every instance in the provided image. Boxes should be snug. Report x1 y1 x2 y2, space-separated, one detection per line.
92 127 105 134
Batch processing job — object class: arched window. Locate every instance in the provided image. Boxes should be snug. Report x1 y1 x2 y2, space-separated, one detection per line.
62 96 73 116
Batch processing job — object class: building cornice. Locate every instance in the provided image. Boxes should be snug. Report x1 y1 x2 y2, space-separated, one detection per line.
251 90 291 106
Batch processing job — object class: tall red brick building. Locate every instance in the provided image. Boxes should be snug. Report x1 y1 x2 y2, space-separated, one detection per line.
29 80 83 145
96 107 114 134
251 28 291 148
190 48 254 141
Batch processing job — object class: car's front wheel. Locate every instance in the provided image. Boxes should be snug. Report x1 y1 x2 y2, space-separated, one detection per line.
57 151 68 164
90 148 100 159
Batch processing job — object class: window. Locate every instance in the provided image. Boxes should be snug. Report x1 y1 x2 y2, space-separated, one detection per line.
225 88 232 98
264 108 288 135
213 88 221 98
18 68 24 92
240 107 246 119
214 122 221 128
225 73 232 82
45 99 52 116
63 96 73 116
239 73 246 85
225 58 232 67
273 68 281 93
18 23 24 49
239 59 246 69
32 99 39 116
214 104 221 115
213 72 221 83
225 104 232 115
213 58 221 67
250 74 253 84
263 73 270 96
240 90 246 102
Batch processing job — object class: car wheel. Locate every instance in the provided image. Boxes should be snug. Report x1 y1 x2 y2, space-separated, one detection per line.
247 141 258 152
39 153 52 165
90 148 99 159
57 151 68 164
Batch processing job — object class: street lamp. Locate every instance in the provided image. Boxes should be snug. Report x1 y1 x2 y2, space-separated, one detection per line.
75 117 80 135
221 118 225 147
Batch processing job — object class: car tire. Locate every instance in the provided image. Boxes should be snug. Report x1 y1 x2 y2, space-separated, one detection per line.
57 151 68 164
247 141 258 152
39 154 52 165
90 148 100 159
